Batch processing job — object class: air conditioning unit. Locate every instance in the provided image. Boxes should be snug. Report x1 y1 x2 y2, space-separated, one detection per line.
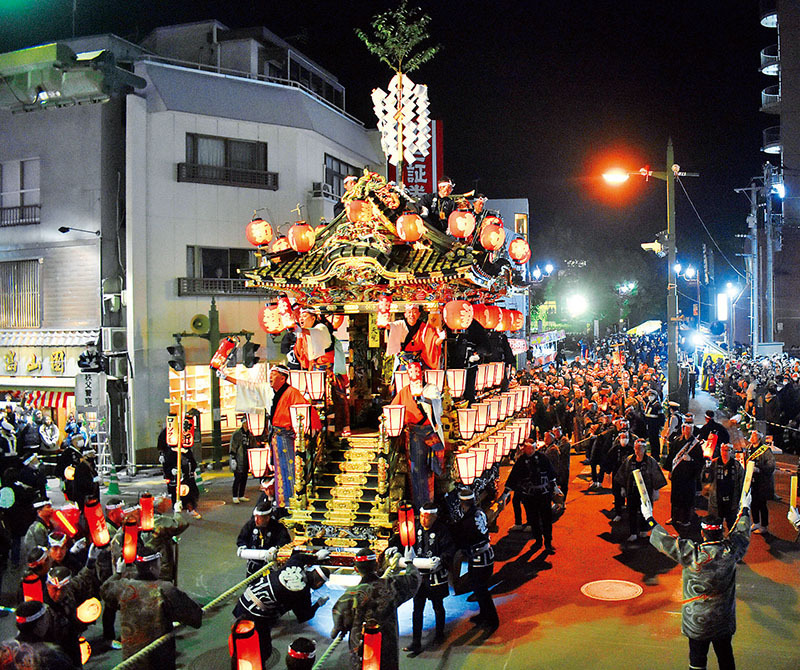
107 356 128 379
311 182 336 199
101 327 127 354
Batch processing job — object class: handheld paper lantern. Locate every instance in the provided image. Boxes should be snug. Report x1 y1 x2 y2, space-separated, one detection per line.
289 404 312 434
397 502 415 547
447 209 476 238
246 409 266 438
703 433 718 459
306 370 325 401
446 369 467 398
362 620 382 670
83 498 110 547
455 450 478 485
139 493 154 532
509 237 531 263
210 337 237 371
424 369 445 392
179 484 190 497
76 597 102 624
122 519 139 564
479 220 505 251
382 405 406 437
396 212 423 243
54 505 80 538
443 300 474 331
247 448 270 478
257 304 283 334
346 199 372 223
457 408 478 440
22 573 43 602
272 235 291 253
245 217 273 246
288 222 316 253
79 638 91 665
229 618 262 670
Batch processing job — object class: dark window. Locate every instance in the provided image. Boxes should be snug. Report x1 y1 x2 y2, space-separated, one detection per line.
188 247 257 279
180 134 276 190
325 154 360 197
0 259 40 328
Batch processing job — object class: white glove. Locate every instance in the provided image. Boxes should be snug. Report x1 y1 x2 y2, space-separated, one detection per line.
620 488 626 498
264 546 279 562
653 489 660 501
740 489 752 511
640 497 654 522
398 557 408 568
315 549 331 561
314 595 330 607
230 458 237 471
70 537 87 554
428 556 442 571
383 546 399 561
237 547 271 561
86 543 101 562
171 468 178 476
553 486 563 498
115 557 125 574
469 353 480 363
788 506 800 531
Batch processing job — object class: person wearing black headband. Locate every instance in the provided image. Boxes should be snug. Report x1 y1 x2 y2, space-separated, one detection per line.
101 546 202 668
645 483 751 670
332 547 420 670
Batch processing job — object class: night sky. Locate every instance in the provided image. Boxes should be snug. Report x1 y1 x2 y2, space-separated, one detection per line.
0 1 771 291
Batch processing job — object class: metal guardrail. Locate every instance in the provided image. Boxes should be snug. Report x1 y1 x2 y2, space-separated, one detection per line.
761 85 780 113
177 162 278 190
0 204 40 227
177 277 265 296
133 54 365 127
762 125 781 153
760 44 779 74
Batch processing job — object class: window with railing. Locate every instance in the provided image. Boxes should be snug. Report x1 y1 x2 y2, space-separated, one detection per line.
187 246 257 280
515 213 528 238
178 134 278 190
1 158 41 227
324 154 360 198
0 259 40 328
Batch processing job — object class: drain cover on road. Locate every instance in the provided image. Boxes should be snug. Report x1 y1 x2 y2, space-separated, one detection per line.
581 579 643 601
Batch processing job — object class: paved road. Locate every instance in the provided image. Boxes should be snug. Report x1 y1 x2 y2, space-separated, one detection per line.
2 390 799 669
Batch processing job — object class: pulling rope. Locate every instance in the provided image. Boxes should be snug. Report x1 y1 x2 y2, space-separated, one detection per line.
311 633 345 670
110 560 277 670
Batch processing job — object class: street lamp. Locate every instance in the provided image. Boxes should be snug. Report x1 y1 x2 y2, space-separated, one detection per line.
675 264 701 328
602 140 698 404
58 226 100 236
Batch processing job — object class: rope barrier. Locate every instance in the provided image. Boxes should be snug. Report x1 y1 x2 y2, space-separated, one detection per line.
311 633 345 670
739 410 800 434
110 560 277 670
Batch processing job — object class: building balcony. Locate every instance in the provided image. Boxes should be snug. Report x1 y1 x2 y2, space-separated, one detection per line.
760 0 777 28
177 277 265 297
762 126 781 155
761 85 781 114
176 163 279 190
0 204 41 228
760 44 780 76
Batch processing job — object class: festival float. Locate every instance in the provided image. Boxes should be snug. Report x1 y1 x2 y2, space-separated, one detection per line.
238 170 535 565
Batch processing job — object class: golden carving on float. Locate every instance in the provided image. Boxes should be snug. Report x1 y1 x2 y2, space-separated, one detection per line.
339 460 372 473
324 537 358 548
330 486 363 500
335 473 368 486
326 499 359 512
344 450 376 462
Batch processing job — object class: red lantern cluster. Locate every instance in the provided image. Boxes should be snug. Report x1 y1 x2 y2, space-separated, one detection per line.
443 300 474 331
509 309 524 331
396 212 423 243
257 304 284 334
272 236 290 254
447 209 476 238
496 309 514 332
509 237 531 263
245 217 273 246
473 304 501 330
288 222 316 253
480 217 505 251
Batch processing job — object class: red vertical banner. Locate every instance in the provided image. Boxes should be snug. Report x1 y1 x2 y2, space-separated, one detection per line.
388 120 444 199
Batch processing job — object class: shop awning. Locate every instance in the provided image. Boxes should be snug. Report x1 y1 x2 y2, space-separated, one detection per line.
0 329 99 347
28 390 74 408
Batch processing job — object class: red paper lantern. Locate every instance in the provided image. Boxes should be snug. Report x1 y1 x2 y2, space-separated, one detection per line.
483 305 501 330
509 237 531 263
210 337 237 370
396 212 423 243
361 621 382 670
257 305 283 335
331 314 345 330
272 236 290 253
122 519 139 564
480 221 505 251
139 492 154 532
447 209 476 238
22 573 43 602
509 309 524 331
245 217 273 246
83 498 110 547
346 199 372 223
76 597 102 624
496 309 514 332
443 300 474 331
79 637 92 665
229 618 262 670
53 505 80 538
398 502 415 547
288 222 316 253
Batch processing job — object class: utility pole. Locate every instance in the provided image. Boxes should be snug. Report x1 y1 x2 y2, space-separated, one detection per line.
764 163 776 342
666 140 679 404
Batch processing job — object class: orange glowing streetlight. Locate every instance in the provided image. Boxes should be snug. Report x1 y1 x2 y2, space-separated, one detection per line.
601 168 631 185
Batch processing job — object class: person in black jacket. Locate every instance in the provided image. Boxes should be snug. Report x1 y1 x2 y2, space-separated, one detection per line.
235 501 290 576
416 176 456 233
505 439 562 553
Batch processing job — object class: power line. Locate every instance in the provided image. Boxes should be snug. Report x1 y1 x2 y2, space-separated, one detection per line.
676 177 747 280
